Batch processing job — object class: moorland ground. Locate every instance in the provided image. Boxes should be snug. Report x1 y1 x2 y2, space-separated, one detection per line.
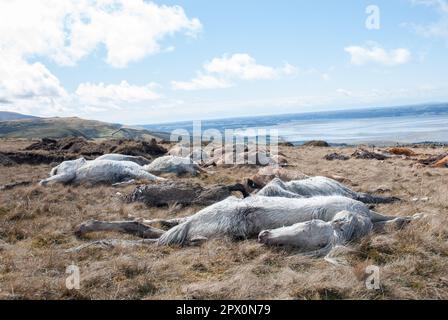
0 139 447 299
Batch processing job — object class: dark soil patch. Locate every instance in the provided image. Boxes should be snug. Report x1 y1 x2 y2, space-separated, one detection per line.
25 137 167 159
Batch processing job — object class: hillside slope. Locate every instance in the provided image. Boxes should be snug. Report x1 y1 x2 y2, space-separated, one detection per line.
0 111 38 122
0 117 169 140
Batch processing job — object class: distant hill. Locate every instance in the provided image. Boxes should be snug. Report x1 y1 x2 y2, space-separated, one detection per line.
0 111 39 122
0 116 169 140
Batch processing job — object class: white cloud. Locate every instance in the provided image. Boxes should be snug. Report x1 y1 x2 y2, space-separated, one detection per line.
171 74 233 91
204 53 295 80
0 0 200 117
345 45 411 66
70 81 164 116
205 54 276 80
173 53 296 91
0 51 67 101
76 81 161 104
0 80 164 117
407 0 448 40
0 0 202 68
281 63 298 76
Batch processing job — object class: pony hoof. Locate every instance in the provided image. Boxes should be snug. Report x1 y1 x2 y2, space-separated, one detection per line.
258 230 271 244
189 236 208 246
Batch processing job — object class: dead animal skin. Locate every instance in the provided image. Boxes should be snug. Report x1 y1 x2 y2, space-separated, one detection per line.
352 149 389 160
387 147 417 157
324 153 350 161
247 167 309 191
247 167 353 190
419 153 448 166
127 181 249 207
432 156 448 168
256 177 400 204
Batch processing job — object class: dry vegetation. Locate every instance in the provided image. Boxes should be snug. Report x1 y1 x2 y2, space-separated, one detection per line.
0 140 447 300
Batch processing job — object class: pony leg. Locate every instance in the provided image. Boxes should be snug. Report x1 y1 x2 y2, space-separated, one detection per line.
372 213 425 232
75 220 165 239
39 173 75 186
66 239 158 253
0 180 32 191
373 217 413 232
142 217 188 229
302 242 334 258
355 192 400 204
368 210 400 223
324 245 354 266
130 169 165 182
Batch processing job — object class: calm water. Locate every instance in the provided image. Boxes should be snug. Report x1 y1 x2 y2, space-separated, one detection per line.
143 104 448 145
274 115 448 144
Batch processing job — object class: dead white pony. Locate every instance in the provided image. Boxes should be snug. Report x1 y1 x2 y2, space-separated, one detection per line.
39 155 163 186
143 156 205 176
156 196 406 246
73 196 414 255
257 210 416 259
256 177 399 204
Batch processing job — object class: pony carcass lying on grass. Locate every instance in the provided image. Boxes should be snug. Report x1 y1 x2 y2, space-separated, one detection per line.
39 154 204 186
72 195 417 259
144 155 205 176
255 177 400 204
39 156 163 186
257 210 418 261
127 181 249 207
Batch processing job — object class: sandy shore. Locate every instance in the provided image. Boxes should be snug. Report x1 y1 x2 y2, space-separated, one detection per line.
0 140 447 299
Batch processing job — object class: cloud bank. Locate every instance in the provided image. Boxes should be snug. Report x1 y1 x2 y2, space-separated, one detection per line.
345 45 411 66
0 0 201 115
172 53 297 91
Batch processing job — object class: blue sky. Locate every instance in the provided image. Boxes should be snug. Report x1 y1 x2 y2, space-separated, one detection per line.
0 0 447 124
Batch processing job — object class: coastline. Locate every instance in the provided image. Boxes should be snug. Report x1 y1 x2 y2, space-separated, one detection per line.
289 141 448 148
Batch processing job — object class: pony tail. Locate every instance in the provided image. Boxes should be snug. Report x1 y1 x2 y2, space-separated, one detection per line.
157 221 191 246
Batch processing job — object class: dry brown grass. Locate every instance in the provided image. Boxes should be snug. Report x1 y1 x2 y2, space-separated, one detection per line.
0 142 447 300
0 139 35 152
